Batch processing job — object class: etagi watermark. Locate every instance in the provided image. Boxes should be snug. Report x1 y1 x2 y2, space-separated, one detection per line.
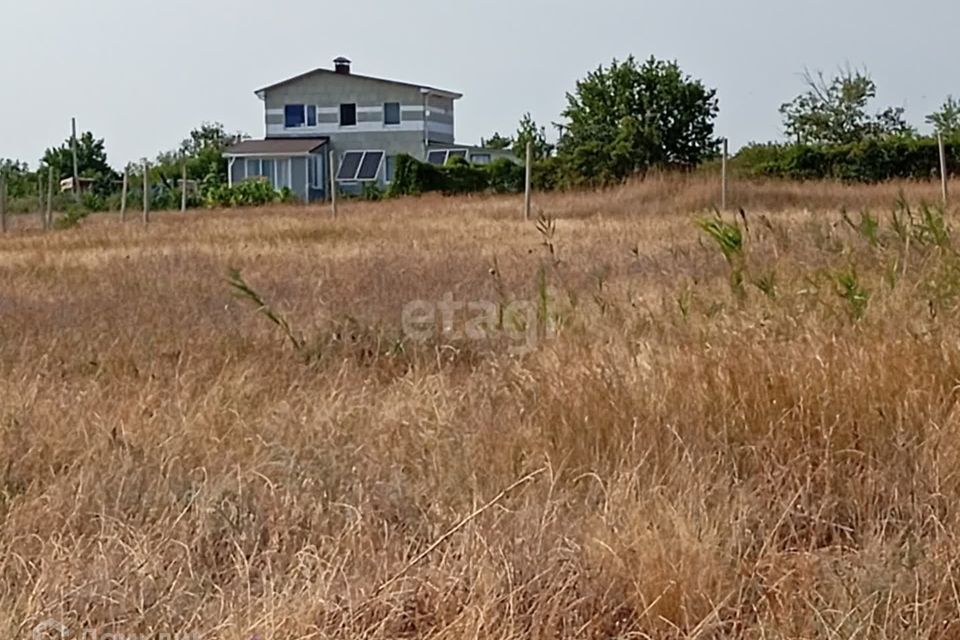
402 293 555 355
32 619 199 640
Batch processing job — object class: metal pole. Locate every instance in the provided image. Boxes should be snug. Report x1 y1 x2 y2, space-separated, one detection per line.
939 131 949 207
142 160 150 225
524 141 532 221
329 150 338 218
71 117 80 203
721 138 729 211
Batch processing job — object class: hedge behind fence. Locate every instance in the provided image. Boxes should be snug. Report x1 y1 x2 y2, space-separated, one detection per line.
387 155 565 197
734 137 960 183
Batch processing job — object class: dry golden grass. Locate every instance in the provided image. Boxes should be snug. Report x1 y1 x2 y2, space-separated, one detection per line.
4 175 960 638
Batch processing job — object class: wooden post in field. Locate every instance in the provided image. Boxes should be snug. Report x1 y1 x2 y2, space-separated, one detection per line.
524 141 532 221
120 165 129 222
142 159 150 225
180 154 188 212
71 117 80 203
37 172 45 229
939 131 949 207
45 166 54 229
721 138 729 211
0 172 7 234
329 150 338 218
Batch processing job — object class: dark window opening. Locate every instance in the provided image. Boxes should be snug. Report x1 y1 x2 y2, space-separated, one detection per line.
340 103 357 127
384 102 401 126
284 105 306 128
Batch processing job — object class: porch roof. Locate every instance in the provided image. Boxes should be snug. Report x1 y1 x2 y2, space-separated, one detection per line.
225 138 328 157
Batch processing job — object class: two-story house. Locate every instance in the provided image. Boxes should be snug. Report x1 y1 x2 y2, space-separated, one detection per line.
225 57 513 201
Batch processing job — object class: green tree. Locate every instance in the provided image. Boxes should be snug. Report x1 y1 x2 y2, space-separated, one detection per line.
155 122 245 193
481 132 514 150
513 113 553 160
40 132 118 195
926 96 960 137
557 56 719 184
0 159 37 199
780 68 914 144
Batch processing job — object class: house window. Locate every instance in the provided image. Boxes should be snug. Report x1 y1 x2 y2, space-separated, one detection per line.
340 103 357 127
385 156 396 182
427 149 470 165
284 105 306 128
427 150 448 165
471 153 492 165
306 105 317 127
277 159 290 188
245 158 261 178
262 159 275 183
384 102 401 126
337 151 384 182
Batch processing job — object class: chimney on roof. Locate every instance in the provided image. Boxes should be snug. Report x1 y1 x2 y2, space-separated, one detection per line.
334 57 351 75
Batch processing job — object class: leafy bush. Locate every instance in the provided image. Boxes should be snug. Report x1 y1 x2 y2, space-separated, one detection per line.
734 137 956 182
54 204 90 230
204 179 287 208
388 154 534 197
487 158 525 193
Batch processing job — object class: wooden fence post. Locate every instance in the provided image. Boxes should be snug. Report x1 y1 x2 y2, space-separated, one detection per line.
71 117 80 203
524 141 532 221
180 155 187 212
37 172 45 229
142 160 150 225
721 138 729 211
329 150 338 218
120 165 129 222
0 172 7 234
46 166 54 229
939 132 949 207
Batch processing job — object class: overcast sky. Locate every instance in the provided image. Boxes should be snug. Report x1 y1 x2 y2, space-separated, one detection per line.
1 0 957 168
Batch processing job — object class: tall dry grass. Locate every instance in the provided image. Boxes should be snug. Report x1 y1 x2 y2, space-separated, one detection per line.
3 176 960 638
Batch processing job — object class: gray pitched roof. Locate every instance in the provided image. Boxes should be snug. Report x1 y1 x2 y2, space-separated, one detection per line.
225 138 328 156
255 68 462 100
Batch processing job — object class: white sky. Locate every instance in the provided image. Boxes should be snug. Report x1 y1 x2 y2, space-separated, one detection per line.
1 0 957 168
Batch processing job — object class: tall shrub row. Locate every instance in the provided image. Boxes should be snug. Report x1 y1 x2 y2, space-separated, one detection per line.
734 137 960 182
387 155 566 197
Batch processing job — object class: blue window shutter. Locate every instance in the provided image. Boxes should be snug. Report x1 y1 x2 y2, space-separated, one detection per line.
284 105 305 128
306 105 317 127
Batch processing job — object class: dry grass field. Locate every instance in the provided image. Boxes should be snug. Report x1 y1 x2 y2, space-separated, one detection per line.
5 175 960 638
